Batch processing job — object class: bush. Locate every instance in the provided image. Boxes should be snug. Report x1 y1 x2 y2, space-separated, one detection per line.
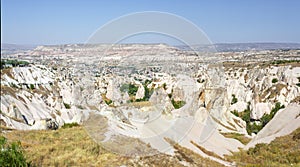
128 84 138 96
63 103 71 109
1 59 30 69
0 136 30 166
120 83 138 96
61 122 79 129
121 81 153 102
120 84 129 93
162 83 167 90
272 78 278 83
76 105 85 109
143 85 153 101
231 110 239 117
104 99 112 105
231 94 238 105
271 59 300 65
101 94 113 105
246 122 262 135
29 84 35 90
171 99 186 109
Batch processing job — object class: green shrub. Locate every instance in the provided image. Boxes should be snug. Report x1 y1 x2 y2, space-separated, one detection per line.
121 81 153 102
120 84 129 93
63 103 71 109
231 94 238 105
0 136 30 166
231 110 239 117
76 105 85 109
1 59 30 69
10 83 18 88
271 59 300 65
104 99 112 105
61 122 79 129
171 99 186 109
29 84 35 90
272 78 278 83
143 85 153 101
162 83 167 90
120 83 138 96
197 79 205 83
246 122 262 135
297 77 300 87
128 84 138 96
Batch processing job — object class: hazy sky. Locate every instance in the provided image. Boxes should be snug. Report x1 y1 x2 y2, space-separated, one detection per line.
1 0 300 45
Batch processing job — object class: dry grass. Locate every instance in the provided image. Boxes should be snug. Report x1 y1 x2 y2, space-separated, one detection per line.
190 140 224 160
3 127 125 166
3 126 299 166
165 138 225 167
0 85 18 98
291 96 300 104
1 126 189 166
221 132 251 145
226 127 300 166
128 101 152 108
1 68 14 78
211 116 236 131
259 84 286 102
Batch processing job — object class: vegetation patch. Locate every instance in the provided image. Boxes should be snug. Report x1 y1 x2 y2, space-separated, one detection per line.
120 83 138 96
76 105 85 109
190 141 224 160
1 59 30 69
29 84 35 90
227 128 300 166
63 102 71 109
2 127 123 166
272 78 278 83
296 77 300 87
232 102 284 135
221 132 251 145
0 136 31 166
271 59 300 65
171 99 186 109
260 102 285 127
2 127 186 166
61 122 80 129
231 94 238 105
120 80 153 103
101 94 113 105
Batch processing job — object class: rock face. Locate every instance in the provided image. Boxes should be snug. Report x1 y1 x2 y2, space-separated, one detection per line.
0 65 91 130
224 65 300 120
135 85 145 100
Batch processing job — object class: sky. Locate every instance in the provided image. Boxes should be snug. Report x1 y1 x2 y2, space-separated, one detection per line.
1 0 300 45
